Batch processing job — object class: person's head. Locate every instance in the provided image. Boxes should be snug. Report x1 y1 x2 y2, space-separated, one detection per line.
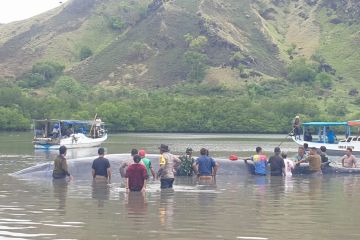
59 145 67 155
200 148 207 156
303 143 309 149
131 148 138 156
274 147 281 155
281 152 287 159
138 149 146 158
255 146 262 154
98 147 105 156
133 154 141 163
346 147 353 156
298 146 305 155
320 146 326 153
186 147 193 155
159 144 169 153
310 147 317 155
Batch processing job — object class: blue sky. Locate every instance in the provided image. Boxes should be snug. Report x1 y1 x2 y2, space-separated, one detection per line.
0 0 68 23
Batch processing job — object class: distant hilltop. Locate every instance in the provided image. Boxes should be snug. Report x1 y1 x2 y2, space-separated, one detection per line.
0 0 358 88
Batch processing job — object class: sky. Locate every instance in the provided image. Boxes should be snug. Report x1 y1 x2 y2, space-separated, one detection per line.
0 0 69 24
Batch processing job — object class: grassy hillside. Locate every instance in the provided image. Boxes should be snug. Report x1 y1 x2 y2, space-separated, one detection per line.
0 0 359 132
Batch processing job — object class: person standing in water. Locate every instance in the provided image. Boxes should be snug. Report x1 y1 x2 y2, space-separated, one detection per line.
268 147 285 176
157 144 181 189
282 152 294 177
193 148 219 180
52 146 73 181
177 147 195 176
138 149 156 181
120 149 138 178
92 147 111 183
341 147 357 168
298 147 322 176
243 147 268 176
125 155 148 192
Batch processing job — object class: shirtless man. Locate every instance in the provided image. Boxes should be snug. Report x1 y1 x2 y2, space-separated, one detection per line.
341 147 357 168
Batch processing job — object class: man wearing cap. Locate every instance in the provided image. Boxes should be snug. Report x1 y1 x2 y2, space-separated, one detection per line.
298 147 322 176
139 149 156 181
157 144 181 189
176 147 195 176
92 147 111 183
268 147 285 176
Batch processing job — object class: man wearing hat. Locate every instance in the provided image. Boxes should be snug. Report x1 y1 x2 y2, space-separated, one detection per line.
268 147 285 176
157 144 181 189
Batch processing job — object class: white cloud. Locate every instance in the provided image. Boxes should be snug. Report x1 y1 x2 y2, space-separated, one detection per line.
0 0 68 23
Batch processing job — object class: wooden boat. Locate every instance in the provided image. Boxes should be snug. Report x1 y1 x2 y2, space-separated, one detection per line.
32 119 107 149
291 120 360 155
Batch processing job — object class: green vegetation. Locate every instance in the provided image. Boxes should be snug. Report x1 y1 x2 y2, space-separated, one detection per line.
79 46 93 60
0 0 359 132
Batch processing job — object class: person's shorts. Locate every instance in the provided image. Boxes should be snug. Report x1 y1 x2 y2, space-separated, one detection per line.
160 178 174 189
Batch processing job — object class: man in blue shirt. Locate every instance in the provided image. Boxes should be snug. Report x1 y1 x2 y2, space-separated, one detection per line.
243 146 268 175
194 148 219 180
92 147 111 183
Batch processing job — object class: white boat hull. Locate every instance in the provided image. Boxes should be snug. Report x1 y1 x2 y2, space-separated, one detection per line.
34 133 107 150
291 136 360 155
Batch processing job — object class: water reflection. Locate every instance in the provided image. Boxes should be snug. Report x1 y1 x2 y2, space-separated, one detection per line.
159 190 175 228
92 180 110 208
52 179 68 215
125 191 148 216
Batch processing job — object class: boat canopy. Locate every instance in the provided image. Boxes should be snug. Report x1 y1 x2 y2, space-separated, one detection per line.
348 121 360 127
33 119 94 125
302 122 348 127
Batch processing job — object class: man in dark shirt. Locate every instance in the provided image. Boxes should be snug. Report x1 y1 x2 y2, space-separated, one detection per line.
53 145 73 181
268 147 285 176
125 155 148 192
92 147 111 183
194 148 219 179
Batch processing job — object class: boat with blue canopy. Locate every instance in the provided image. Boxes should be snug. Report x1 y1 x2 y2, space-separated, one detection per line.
32 118 107 150
291 120 360 154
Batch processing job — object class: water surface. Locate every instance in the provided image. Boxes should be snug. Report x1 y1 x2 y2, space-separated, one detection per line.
0 132 359 240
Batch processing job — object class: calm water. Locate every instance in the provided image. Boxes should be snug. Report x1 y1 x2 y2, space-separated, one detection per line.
0 132 359 240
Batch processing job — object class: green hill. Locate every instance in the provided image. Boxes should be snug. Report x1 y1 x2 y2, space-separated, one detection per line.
0 0 359 132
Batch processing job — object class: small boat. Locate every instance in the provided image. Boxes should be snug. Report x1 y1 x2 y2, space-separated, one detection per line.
32 119 107 150
291 120 360 155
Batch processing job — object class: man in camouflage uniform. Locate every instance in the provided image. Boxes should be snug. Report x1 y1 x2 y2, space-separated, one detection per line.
176 148 195 176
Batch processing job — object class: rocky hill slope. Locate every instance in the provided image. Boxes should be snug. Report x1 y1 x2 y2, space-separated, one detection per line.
0 0 358 88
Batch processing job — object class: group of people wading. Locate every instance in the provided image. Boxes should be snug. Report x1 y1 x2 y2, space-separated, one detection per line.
52 144 219 191
244 144 357 177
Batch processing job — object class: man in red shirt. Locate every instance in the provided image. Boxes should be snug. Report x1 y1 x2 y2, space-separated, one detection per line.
125 155 148 192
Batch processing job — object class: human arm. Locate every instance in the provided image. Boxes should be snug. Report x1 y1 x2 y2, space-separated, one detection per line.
92 169 96 179
211 158 219 176
353 156 357 168
150 163 156 181
341 156 345 167
119 162 128 178
107 167 112 183
142 167 148 191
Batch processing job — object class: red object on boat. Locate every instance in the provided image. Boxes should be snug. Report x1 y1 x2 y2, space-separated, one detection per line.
348 121 360 127
229 155 238 161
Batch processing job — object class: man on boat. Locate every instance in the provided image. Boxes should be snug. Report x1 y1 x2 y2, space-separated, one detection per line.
341 147 357 168
292 116 301 140
157 144 181 189
92 147 111 183
297 147 322 176
193 148 219 182
268 147 285 176
52 146 73 181
243 146 268 176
